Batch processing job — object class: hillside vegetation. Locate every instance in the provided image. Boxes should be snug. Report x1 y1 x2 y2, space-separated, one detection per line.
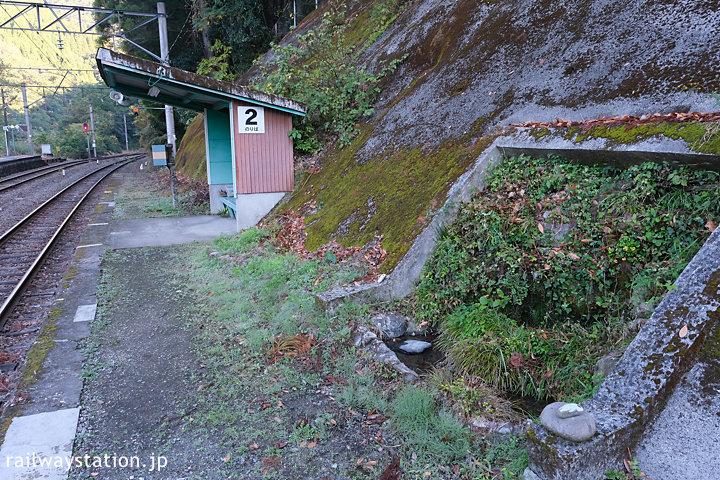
178 0 720 270
0 0 143 155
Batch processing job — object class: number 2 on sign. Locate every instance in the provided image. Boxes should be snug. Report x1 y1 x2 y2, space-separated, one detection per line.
238 106 265 133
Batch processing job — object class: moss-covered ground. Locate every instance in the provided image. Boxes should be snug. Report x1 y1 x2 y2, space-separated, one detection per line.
283 127 497 271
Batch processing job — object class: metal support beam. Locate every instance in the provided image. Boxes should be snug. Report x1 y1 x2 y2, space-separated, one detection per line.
21 83 32 154
1 89 8 156
157 2 175 155
89 104 96 157
123 113 129 151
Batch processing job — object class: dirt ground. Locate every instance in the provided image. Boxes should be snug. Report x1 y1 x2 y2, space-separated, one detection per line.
70 246 399 480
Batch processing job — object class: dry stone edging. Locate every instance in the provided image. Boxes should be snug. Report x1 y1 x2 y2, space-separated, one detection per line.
353 326 419 382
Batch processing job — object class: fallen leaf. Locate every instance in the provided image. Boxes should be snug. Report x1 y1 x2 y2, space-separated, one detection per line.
273 441 288 449
366 414 389 425
277 401 285 408
679 325 688 338
223 453 231 463
567 252 580 260
706 219 718 232
538 222 545 234
251 442 259 450
300 440 308 447
307 441 317 448
510 352 525 368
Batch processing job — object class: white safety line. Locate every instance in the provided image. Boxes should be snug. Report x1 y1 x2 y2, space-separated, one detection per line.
76 243 103 249
0 408 80 480
73 304 97 323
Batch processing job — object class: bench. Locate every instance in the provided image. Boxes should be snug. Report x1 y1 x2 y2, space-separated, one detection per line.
220 196 237 218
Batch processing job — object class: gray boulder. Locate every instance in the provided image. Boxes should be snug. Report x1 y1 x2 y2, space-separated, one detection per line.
372 313 408 339
540 402 597 442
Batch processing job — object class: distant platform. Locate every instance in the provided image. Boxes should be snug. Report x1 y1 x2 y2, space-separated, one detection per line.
0 154 44 177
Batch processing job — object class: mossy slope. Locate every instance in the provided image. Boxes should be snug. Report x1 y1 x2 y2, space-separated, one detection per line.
175 114 207 180
177 0 720 272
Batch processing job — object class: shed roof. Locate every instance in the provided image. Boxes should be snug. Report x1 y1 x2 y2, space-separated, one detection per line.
95 48 306 116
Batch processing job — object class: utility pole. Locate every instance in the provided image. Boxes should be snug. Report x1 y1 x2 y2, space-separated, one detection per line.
21 83 33 154
10 126 16 155
123 114 129 151
1 89 8 156
165 143 178 208
157 2 176 155
89 104 97 157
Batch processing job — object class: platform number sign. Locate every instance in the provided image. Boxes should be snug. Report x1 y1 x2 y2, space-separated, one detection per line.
238 106 265 134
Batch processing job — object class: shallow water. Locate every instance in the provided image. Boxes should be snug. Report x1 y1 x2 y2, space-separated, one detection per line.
383 331 444 374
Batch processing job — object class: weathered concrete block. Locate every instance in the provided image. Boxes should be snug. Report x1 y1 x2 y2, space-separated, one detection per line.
353 327 419 382
315 282 381 313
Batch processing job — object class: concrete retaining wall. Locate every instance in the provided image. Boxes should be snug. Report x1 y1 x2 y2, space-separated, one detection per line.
0 155 45 178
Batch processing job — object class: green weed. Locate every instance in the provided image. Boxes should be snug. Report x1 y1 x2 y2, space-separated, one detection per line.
415 155 720 400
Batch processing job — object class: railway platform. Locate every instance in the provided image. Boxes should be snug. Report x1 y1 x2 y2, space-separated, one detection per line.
0 163 236 479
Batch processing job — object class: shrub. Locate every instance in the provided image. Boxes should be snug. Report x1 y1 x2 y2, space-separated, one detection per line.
255 0 403 153
415 155 720 399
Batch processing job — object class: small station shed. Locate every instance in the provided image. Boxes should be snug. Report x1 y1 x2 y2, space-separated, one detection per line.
95 48 306 230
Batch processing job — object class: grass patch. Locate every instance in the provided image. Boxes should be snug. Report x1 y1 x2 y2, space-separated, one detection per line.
113 166 209 220
179 228 529 477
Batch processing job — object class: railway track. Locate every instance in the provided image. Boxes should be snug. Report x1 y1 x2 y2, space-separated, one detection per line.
0 154 140 326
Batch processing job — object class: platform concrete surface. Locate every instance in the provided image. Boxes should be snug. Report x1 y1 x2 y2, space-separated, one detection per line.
109 215 237 249
0 408 79 480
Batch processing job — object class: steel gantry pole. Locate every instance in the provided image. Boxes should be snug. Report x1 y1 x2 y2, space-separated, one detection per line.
157 2 176 155
21 83 33 154
1 89 8 156
89 104 97 157
123 113 129 151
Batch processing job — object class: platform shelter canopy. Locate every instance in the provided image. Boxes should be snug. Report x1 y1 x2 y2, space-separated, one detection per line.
95 48 306 116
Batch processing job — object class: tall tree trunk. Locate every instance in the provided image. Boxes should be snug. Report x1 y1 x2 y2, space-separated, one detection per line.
194 0 212 58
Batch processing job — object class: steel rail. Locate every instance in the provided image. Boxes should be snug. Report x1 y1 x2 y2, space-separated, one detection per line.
0 155 138 323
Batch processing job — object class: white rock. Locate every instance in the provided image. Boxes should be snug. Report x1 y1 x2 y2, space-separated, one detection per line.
399 340 432 354
557 402 584 419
